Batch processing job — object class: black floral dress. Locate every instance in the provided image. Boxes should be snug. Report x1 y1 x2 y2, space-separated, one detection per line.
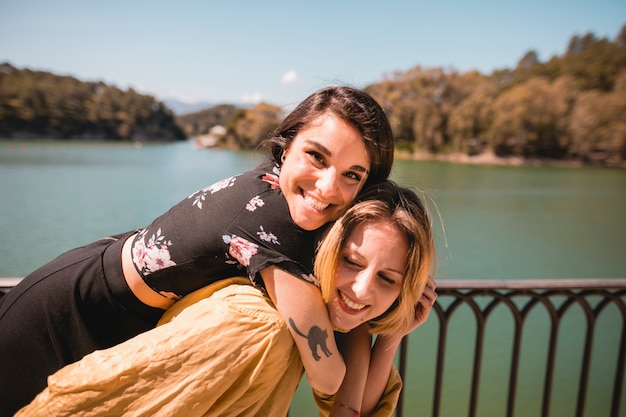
130 158 321 300
0 158 324 416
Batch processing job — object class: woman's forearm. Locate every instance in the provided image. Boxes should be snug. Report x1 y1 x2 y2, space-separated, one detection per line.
330 326 371 416
330 330 402 417
360 334 403 415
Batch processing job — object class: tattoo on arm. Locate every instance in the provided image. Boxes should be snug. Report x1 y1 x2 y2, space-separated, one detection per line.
288 317 332 361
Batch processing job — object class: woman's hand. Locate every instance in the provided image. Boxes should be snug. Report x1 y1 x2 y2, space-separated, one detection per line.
381 276 438 346
411 276 438 332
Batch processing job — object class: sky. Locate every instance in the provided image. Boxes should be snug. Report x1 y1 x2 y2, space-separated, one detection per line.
1 0 624 109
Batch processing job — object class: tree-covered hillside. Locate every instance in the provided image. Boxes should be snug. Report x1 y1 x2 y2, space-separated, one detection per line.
177 102 284 150
0 63 185 141
176 104 239 138
365 24 626 166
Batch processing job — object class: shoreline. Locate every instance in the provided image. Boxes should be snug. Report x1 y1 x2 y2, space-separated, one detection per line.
2 139 623 169
398 150 626 169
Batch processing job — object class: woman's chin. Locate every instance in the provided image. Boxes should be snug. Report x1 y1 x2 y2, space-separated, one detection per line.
329 300 363 332
330 316 355 333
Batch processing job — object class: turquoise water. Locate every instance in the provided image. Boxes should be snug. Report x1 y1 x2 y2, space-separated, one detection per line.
1 140 624 416
393 159 626 281
2 140 624 279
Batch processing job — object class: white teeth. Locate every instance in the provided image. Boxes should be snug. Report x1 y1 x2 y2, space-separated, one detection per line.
339 291 366 310
303 194 329 211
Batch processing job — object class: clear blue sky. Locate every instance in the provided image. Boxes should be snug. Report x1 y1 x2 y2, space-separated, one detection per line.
1 0 624 108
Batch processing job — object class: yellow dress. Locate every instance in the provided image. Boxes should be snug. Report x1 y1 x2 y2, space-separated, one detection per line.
17 278 401 417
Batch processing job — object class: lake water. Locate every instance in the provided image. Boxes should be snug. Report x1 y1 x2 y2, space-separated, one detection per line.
1 140 624 416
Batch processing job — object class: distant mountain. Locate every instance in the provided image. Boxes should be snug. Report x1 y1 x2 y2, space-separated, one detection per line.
162 99 217 115
163 98 255 115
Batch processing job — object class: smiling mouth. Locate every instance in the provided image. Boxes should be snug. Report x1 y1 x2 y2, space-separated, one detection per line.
303 193 330 211
338 290 367 311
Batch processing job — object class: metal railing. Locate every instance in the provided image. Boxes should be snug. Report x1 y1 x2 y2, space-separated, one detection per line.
3 278 625 417
396 279 626 417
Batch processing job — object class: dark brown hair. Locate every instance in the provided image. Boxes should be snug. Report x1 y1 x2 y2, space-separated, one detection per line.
262 86 394 188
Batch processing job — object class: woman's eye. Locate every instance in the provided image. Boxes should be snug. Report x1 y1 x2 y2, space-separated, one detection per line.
343 257 361 268
307 151 325 165
344 171 363 182
380 274 398 286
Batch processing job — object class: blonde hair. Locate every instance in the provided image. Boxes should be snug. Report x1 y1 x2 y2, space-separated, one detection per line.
314 181 435 336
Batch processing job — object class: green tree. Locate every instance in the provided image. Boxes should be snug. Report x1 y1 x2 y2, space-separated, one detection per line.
488 76 576 158
227 102 282 149
569 71 626 165
448 76 498 154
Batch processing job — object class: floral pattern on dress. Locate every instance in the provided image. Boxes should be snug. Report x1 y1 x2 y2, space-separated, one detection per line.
132 228 177 277
189 176 237 209
257 225 280 245
223 234 259 267
246 196 265 212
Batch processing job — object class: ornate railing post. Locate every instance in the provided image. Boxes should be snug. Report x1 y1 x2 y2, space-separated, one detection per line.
396 279 626 417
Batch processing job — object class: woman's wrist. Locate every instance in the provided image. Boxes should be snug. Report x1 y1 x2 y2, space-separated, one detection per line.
376 333 403 350
334 401 361 417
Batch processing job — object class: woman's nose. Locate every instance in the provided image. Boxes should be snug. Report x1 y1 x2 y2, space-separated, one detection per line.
352 271 374 299
316 168 340 199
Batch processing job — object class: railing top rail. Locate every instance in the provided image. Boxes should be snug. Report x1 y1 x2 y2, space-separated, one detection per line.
437 278 626 289
3 277 626 292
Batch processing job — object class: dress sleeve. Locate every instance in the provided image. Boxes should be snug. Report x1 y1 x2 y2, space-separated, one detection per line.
223 187 320 286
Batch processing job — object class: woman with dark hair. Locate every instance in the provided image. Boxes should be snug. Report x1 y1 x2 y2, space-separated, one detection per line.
0 86 395 416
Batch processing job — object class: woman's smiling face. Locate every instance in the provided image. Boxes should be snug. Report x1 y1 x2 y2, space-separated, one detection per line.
328 218 409 331
278 112 370 231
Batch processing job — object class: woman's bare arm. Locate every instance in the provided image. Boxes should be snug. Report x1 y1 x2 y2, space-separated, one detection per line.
330 325 372 416
262 266 346 395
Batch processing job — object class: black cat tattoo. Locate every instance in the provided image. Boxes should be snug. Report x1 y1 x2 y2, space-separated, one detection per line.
288 317 332 361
